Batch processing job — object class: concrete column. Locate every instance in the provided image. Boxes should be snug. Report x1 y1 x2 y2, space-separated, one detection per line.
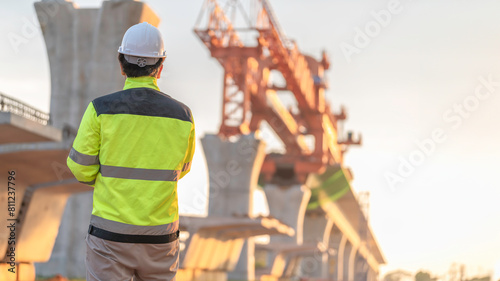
264 184 311 244
336 235 347 281
34 0 80 129
327 225 342 280
86 1 160 104
35 0 160 130
34 0 160 278
355 256 369 281
301 211 333 278
347 246 357 281
263 183 310 278
201 133 266 281
367 268 377 281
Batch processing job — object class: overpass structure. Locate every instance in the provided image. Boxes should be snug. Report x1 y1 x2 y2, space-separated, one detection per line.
0 1 385 280
0 93 91 280
193 0 386 280
0 1 304 280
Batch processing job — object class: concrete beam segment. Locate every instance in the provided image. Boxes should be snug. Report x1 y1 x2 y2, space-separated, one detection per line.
0 113 61 144
256 243 321 255
0 146 91 264
0 141 70 154
178 215 293 276
256 243 324 280
335 188 386 264
264 184 311 244
179 215 295 267
185 230 230 270
183 227 261 270
0 140 91 277
321 199 380 271
306 165 385 270
309 170 383 273
322 199 381 273
179 216 294 236
0 262 35 281
16 181 88 262
0 148 75 187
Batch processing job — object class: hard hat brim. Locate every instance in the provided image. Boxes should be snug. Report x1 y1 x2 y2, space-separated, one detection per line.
118 48 167 58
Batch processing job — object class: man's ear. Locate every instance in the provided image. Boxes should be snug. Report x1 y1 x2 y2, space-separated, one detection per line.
156 63 164 79
118 55 126 76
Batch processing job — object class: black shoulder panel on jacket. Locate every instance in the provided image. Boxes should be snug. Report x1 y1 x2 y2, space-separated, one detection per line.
92 88 193 123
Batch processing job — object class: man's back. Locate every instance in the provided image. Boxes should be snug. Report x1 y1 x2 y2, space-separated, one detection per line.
66 22 194 281
91 86 193 226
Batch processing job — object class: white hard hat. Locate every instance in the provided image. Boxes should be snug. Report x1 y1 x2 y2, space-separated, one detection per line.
118 22 166 67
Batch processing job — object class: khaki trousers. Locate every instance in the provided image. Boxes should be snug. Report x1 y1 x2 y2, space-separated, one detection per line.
85 233 179 281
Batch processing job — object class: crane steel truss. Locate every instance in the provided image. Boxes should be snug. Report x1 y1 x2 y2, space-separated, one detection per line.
194 0 360 181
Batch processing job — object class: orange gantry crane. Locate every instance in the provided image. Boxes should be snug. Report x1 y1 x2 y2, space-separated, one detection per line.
194 0 360 182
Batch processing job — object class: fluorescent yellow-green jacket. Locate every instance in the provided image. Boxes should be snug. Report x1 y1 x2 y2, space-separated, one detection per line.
67 76 195 228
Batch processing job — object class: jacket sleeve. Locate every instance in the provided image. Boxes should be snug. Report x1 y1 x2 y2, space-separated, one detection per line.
180 119 195 180
67 102 101 186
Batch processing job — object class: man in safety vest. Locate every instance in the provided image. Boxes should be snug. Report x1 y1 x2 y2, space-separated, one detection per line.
67 22 195 281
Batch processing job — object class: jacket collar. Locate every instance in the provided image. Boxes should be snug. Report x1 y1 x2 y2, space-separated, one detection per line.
123 76 160 91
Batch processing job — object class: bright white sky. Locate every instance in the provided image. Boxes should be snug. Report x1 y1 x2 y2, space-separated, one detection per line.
1 0 500 278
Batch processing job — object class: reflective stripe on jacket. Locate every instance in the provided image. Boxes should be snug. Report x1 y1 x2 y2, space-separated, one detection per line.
67 76 195 228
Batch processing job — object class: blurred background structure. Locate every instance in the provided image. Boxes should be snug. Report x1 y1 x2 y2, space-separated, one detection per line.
0 0 385 280
188 1 385 280
2 0 500 280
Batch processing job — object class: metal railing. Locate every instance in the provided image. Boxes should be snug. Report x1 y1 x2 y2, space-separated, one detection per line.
0 93 50 125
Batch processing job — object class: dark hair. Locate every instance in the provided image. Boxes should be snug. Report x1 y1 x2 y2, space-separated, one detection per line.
118 53 164 78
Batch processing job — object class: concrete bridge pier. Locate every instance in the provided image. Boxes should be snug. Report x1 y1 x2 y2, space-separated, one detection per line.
262 184 310 277
354 254 369 281
301 210 334 278
346 243 358 281
326 226 342 280
264 184 311 244
337 234 348 281
338 239 360 281
201 133 266 281
367 267 378 281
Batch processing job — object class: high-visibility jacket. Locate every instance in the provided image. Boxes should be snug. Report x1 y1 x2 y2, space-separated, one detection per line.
67 76 195 231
